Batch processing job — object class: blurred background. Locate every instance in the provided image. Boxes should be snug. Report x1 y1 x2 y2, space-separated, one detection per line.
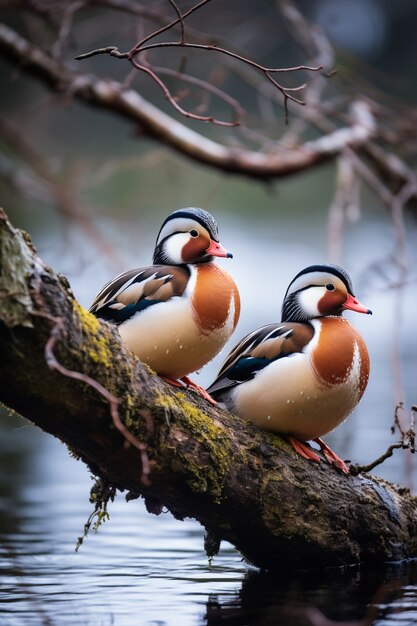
1 1 417 624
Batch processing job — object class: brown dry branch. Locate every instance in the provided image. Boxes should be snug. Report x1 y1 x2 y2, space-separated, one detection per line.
152 66 245 124
0 23 377 179
5 0 417 162
121 0 320 122
64 0 322 126
350 403 416 476
2 0 417 202
128 53 241 127
75 30 322 125
350 444 408 478
1 206 417 570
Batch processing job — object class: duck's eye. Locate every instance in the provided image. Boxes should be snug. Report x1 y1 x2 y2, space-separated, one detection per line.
326 283 335 291
190 229 199 238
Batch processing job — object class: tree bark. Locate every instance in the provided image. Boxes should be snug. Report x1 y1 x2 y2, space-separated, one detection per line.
0 207 416 570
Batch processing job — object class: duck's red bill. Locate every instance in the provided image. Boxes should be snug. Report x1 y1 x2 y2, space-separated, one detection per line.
343 293 372 315
206 240 233 258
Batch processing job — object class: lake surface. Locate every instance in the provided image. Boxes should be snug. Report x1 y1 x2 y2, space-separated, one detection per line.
1 216 416 625
1 411 416 626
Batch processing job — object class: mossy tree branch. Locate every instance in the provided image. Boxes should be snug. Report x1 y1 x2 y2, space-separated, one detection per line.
1 207 416 570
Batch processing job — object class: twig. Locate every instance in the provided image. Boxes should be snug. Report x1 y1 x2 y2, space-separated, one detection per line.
152 65 245 124
350 443 406 476
75 45 125 60
130 0 211 53
167 0 185 45
351 403 416 475
76 40 320 124
129 56 239 126
75 0 322 125
39 313 151 485
0 24 402 179
133 41 322 76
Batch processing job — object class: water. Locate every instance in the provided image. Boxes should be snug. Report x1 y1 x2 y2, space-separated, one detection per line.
1 217 417 625
0 416 238 626
1 413 417 626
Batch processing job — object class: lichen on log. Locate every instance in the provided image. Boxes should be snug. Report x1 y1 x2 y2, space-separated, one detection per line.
0 206 416 570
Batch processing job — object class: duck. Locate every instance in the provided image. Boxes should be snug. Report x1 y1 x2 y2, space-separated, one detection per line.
206 264 371 473
89 207 240 402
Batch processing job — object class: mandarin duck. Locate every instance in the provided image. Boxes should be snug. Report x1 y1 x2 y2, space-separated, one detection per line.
90 208 240 402
206 264 371 473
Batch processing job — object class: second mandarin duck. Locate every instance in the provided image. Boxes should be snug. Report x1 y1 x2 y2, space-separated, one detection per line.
206 264 371 472
90 207 240 401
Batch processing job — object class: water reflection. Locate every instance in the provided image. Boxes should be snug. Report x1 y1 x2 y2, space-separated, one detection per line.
205 563 417 625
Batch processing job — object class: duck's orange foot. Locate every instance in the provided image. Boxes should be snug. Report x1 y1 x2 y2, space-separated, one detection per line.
180 376 218 406
287 436 321 463
160 375 187 389
287 436 349 474
160 375 217 405
313 437 350 474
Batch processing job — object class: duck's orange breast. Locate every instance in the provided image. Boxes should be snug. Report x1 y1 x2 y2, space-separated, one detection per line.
191 263 240 335
311 317 370 396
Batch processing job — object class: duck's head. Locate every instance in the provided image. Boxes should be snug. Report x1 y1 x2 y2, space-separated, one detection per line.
153 207 233 265
281 264 372 323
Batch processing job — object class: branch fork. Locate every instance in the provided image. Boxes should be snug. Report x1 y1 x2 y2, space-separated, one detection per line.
75 0 323 125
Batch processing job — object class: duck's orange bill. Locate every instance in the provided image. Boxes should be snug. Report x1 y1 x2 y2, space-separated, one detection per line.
343 293 372 315
206 239 233 259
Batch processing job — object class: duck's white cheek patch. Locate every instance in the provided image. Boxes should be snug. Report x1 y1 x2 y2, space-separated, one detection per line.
164 233 189 264
298 287 322 318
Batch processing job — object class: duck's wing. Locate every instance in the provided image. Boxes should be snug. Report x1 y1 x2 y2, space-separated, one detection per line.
207 322 314 396
89 264 190 325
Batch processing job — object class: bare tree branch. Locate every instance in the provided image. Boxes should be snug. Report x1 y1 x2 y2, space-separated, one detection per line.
351 403 416 476
76 39 322 122
0 23 378 180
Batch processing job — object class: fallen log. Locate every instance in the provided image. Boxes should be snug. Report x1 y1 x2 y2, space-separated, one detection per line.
0 207 416 570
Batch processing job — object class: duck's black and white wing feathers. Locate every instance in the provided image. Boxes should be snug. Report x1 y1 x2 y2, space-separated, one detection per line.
89 265 190 325
207 322 314 397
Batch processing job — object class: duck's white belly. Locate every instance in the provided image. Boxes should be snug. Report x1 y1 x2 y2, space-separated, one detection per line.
232 347 362 440
119 297 234 379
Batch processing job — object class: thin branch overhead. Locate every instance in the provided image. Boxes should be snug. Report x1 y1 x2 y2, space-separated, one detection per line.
0 22 374 179
75 0 322 125
1 0 417 214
